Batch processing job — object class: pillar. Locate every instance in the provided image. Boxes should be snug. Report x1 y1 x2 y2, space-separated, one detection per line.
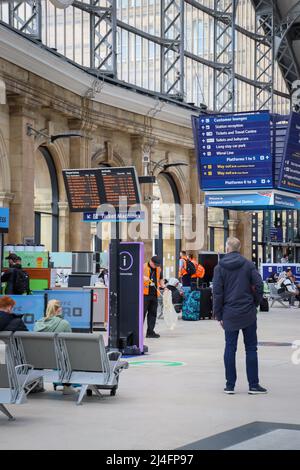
58 201 70 252
237 212 252 259
8 96 37 244
68 119 94 251
131 135 153 262
184 149 208 254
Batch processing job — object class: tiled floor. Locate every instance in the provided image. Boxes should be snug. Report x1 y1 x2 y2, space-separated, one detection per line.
1 307 300 450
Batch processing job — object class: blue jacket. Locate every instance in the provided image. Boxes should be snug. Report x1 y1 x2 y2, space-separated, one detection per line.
0 310 28 332
213 252 263 331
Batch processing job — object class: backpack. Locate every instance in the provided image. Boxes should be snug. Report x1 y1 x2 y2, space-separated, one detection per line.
186 259 196 276
14 269 30 295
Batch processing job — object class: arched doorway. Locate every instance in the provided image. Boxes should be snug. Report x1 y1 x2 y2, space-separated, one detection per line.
152 172 181 279
34 146 59 251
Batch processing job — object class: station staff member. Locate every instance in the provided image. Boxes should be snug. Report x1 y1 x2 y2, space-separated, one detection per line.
144 256 165 338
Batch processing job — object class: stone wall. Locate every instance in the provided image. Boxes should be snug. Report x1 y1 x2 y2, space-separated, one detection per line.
0 56 247 261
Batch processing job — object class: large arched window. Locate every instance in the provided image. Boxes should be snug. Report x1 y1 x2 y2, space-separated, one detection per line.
152 172 181 278
34 147 59 251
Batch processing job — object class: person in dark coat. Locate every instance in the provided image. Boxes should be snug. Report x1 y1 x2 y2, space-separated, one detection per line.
213 237 266 395
0 296 28 332
1 253 19 295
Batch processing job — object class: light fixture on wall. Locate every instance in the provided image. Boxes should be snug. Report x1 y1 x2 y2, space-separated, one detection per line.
150 158 188 176
26 124 86 142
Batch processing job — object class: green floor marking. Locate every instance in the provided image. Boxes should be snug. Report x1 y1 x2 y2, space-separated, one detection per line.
128 360 185 367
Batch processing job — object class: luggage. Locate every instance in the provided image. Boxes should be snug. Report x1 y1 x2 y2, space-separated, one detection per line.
182 291 200 321
199 287 213 319
259 296 269 312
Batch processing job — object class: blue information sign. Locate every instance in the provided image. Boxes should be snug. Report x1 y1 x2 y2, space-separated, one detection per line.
205 192 273 210
278 112 300 193
193 111 273 191
83 211 144 222
45 290 92 331
0 208 9 233
0 294 45 332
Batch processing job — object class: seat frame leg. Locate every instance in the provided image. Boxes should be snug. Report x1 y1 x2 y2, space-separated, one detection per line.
0 404 14 421
90 385 103 399
76 384 89 405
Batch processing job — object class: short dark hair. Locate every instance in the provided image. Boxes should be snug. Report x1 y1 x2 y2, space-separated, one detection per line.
181 250 186 256
151 256 161 266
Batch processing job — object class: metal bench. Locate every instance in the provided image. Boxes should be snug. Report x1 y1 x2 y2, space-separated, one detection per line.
57 332 128 405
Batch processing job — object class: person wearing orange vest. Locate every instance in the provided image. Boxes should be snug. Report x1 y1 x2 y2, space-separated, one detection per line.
144 256 165 338
178 251 192 296
188 253 198 290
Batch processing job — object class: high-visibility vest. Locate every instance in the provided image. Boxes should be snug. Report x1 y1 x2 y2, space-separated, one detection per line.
143 263 161 296
190 259 198 279
195 263 205 279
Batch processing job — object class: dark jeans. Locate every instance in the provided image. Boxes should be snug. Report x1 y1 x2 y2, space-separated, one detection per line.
224 321 259 389
144 295 158 334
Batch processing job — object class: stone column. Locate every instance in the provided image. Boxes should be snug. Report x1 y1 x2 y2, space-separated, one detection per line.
237 212 252 259
228 218 240 238
68 119 93 252
8 96 37 244
58 201 69 252
131 135 153 262
185 149 208 254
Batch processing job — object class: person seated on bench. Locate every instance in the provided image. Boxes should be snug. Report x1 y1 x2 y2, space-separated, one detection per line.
277 269 298 308
34 299 76 395
0 296 28 332
34 299 72 333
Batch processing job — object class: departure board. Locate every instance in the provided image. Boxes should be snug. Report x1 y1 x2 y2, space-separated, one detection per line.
63 167 141 212
63 169 101 212
278 112 300 193
192 111 273 191
97 167 141 208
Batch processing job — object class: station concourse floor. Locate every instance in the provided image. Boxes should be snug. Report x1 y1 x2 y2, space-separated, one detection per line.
1 307 300 450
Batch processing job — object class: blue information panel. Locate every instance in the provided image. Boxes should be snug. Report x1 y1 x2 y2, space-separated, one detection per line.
278 112 300 193
0 294 45 332
45 290 92 331
0 208 9 233
193 111 272 191
205 192 273 210
83 211 144 222
269 227 283 243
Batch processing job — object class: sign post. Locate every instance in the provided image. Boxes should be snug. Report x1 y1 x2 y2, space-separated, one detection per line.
0 208 9 276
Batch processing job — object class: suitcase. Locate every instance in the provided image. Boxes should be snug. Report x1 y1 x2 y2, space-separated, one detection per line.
182 291 200 321
259 296 269 312
199 287 213 319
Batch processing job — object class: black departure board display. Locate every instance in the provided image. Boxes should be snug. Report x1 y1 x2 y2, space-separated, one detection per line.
63 167 141 212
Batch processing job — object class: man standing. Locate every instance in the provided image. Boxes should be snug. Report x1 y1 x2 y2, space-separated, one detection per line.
178 251 193 295
213 237 267 395
1 253 29 295
1 253 18 295
144 256 165 338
